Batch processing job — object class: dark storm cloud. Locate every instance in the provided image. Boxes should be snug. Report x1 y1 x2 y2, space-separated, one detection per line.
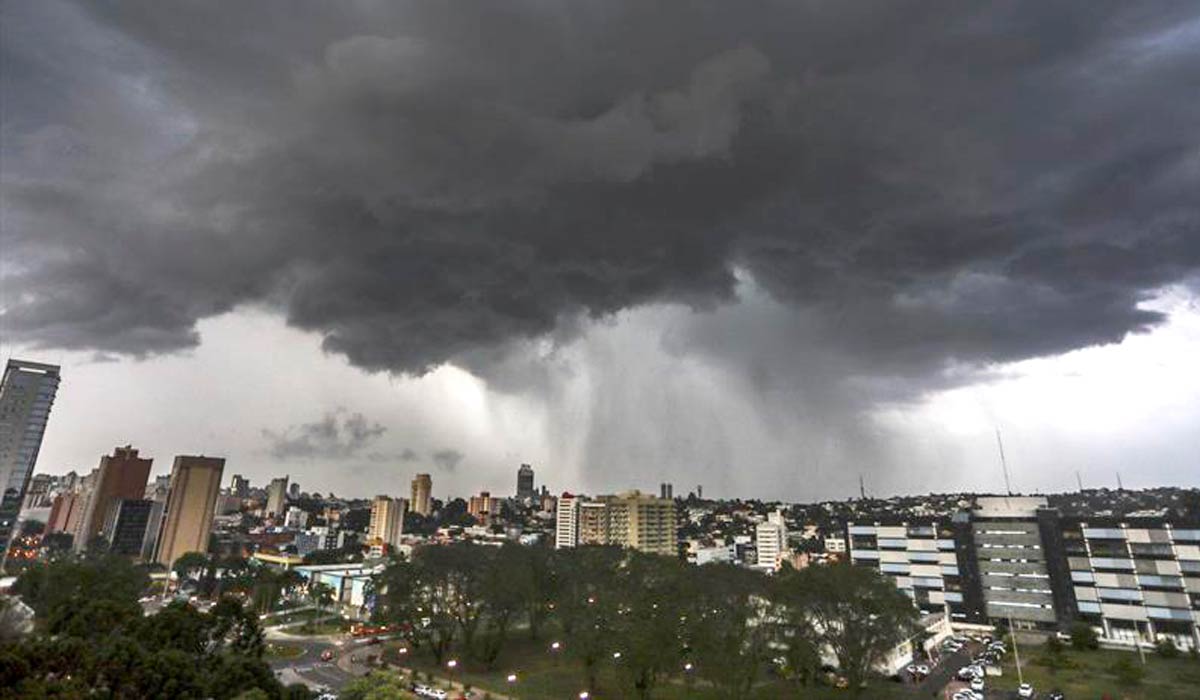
4 1 1200 387
431 449 465 473
262 409 386 460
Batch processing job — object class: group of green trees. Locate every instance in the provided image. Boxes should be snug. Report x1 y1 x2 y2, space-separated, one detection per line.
370 543 918 699
0 554 309 699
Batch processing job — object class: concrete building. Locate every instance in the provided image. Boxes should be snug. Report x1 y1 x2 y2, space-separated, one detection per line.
47 491 84 534
604 490 676 557
468 491 501 523
229 474 249 498
102 499 155 557
555 492 580 549
824 536 847 553
411 473 432 516
284 506 309 530
140 500 166 561
154 455 225 567
659 483 673 500
21 473 53 509
288 482 300 500
0 359 60 562
1063 519 1200 652
578 500 610 545
368 495 406 550
516 464 535 501
971 496 1058 630
74 446 153 552
265 476 289 518
755 510 788 572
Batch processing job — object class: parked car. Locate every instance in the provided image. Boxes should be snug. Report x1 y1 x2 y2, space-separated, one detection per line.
1048 691 1065 700
1018 682 1035 698
970 677 985 692
320 649 334 661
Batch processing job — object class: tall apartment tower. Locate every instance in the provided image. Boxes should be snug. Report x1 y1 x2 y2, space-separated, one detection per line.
516 464 535 500
368 495 406 550
230 474 249 498
755 509 788 572
0 360 60 562
265 476 289 518
605 490 677 557
411 473 432 516
153 455 225 567
555 492 580 549
74 445 153 552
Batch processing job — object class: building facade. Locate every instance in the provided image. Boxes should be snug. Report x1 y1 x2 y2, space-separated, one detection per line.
154 455 225 567
368 495 406 550
604 491 677 557
74 445 153 552
754 510 788 572
411 473 433 516
265 476 289 518
102 498 155 557
516 464 535 501
0 360 60 562
555 492 580 549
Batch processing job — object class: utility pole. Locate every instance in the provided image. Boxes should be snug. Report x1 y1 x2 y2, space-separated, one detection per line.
1008 614 1023 686
996 429 1014 497
1076 470 1083 492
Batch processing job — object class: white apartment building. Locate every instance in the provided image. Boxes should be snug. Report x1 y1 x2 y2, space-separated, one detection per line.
555 492 580 549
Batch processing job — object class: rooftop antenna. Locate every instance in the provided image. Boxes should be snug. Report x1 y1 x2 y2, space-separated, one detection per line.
1117 472 1124 491
996 429 1014 498
859 474 866 500
1075 470 1084 492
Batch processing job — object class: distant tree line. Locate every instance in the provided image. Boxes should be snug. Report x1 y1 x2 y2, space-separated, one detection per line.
370 543 918 698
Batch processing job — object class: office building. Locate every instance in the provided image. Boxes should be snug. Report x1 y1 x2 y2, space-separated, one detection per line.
755 509 788 572
288 481 300 500
516 464 535 500
22 473 53 509
555 492 580 549
411 473 432 516
659 483 673 500
102 499 154 557
284 506 309 529
970 496 1057 629
0 359 60 561
47 491 84 534
230 474 249 498
604 490 677 557
74 445 153 552
468 491 501 523
368 495 406 550
1063 519 1200 651
140 500 166 561
154 455 225 567
265 476 289 518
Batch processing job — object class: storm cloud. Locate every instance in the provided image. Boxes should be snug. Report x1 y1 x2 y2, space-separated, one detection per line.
4 1 1200 407
262 409 386 460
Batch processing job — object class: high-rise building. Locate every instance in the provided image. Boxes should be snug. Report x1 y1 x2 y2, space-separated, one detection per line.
659 482 673 500
368 495 406 550
516 464 535 500
265 476 289 518
411 473 432 516
578 500 610 545
230 474 249 498
153 456 225 567
468 491 501 523
140 500 166 562
604 490 677 557
102 499 154 557
0 359 60 562
47 491 84 534
555 492 580 549
22 473 53 509
284 506 309 529
755 509 788 572
288 482 300 500
74 445 153 552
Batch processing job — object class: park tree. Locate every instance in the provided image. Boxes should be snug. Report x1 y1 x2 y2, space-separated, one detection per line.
475 543 526 667
308 581 336 618
686 563 775 699
609 552 692 700
1069 620 1099 650
340 671 409 699
777 561 918 695
12 553 148 624
371 554 459 664
552 546 624 691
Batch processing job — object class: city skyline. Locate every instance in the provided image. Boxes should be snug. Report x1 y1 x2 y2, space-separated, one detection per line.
3 2 1200 502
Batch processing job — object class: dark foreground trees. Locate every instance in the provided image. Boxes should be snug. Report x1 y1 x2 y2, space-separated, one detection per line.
371 543 920 697
1 554 295 699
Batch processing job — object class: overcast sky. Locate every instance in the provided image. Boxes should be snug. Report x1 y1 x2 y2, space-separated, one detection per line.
3 2 1198 501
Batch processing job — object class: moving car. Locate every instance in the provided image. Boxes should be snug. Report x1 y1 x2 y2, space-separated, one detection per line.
1018 682 1035 698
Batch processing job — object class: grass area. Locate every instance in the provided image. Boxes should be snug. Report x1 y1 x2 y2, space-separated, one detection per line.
266 608 323 626
293 619 351 636
388 637 910 700
1002 645 1200 699
264 642 307 660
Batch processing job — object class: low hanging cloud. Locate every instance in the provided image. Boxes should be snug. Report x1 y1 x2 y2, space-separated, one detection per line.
3 1 1200 410
431 449 466 473
262 409 387 460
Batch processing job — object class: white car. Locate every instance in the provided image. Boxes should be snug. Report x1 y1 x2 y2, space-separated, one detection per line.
970 677 985 692
1018 682 1035 698
428 691 448 700
916 664 930 675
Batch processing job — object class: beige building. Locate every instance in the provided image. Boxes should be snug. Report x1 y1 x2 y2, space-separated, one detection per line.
467 491 501 523
410 473 432 516
579 500 610 545
265 476 288 518
154 455 224 567
580 491 677 557
75 445 153 552
368 495 406 550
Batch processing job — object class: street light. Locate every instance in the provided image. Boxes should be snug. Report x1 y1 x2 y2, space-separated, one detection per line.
506 673 518 683
446 659 458 670
612 651 622 659
550 641 562 651
578 692 590 699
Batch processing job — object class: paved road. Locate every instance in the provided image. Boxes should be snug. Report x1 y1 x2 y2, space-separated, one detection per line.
268 637 361 692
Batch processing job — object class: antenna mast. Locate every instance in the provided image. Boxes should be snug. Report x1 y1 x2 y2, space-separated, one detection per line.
1117 472 1124 491
1076 470 1084 492
859 474 866 500
996 429 1013 497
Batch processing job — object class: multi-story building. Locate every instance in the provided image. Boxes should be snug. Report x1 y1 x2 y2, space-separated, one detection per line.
848 518 969 619
659 483 674 500
411 473 433 516
516 464 535 501
154 455 225 567
468 491 501 523
288 482 300 500
971 496 1058 630
1063 518 1200 651
74 446 153 552
265 476 289 518
230 474 250 498
102 499 155 557
21 473 53 509
578 500 610 545
47 491 84 534
284 506 309 530
0 359 60 562
368 495 406 550
555 492 580 549
603 490 677 557
755 510 788 572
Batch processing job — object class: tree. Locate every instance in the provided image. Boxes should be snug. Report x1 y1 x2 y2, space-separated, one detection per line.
0 595 32 643
475 544 525 667
12 554 148 625
308 581 336 619
686 563 774 700
609 553 692 700
371 554 458 664
1069 620 1099 651
552 546 624 691
1112 656 1145 685
1155 637 1180 659
340 671 409 699
776 562 918 696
